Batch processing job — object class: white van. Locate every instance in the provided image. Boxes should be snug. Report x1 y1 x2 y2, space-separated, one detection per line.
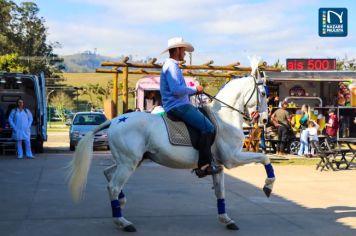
0 72 47 153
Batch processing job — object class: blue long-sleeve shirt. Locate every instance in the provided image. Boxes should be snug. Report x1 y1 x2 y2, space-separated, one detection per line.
160 58 197 112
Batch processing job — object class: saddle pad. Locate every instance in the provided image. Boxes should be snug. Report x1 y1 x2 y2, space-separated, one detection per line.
162 106 218 147
162 115 193 146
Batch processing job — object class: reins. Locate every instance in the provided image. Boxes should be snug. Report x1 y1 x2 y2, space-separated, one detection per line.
202 92 252 121
202 74 265 122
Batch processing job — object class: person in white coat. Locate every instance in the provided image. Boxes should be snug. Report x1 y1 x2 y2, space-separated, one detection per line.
8 99 34 159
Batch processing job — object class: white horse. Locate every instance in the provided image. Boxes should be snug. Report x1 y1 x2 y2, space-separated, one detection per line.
68 68 275 232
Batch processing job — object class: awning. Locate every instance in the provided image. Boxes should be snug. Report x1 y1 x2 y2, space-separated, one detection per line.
264 71 356 82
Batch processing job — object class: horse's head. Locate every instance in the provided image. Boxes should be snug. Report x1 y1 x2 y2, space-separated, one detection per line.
243 56 268 124
243 74 268 124
210 56 268 128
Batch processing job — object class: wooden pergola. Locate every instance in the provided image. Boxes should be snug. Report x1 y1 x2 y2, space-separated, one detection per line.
96 57 280 116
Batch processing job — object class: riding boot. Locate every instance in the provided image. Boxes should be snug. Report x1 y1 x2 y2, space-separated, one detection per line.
195 133 222 178
197 133 213 167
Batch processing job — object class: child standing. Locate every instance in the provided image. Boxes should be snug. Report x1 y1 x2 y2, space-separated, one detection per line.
306 120 320 157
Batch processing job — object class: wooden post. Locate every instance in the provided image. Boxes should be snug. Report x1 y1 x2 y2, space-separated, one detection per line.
122 66 129 113
112 67 118 117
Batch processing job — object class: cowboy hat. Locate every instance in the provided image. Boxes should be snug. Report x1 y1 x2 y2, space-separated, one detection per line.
161 37 194 54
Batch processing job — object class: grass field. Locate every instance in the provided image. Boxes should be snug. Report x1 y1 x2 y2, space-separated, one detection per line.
271 158 320 165
62 73 143 88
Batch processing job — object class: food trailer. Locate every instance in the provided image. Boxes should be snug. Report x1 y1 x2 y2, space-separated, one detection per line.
135 75 199 112
264 70 356 142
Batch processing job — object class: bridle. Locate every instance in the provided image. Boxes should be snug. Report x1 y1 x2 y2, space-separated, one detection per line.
243 75 266 114
203 75 266 122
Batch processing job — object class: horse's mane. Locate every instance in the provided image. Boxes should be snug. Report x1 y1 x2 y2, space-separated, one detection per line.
210 75 253 112
217 75 252 93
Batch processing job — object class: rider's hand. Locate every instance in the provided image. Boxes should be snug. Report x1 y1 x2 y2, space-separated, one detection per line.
196 85 204 94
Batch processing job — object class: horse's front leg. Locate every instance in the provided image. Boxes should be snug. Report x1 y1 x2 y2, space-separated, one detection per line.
224 151 276 198
212 171 239 230
263 162 275 197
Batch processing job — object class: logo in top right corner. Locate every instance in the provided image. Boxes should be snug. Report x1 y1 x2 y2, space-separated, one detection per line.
319 8 347 37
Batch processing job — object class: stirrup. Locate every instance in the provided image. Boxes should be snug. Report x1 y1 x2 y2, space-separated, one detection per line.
193 165 223 178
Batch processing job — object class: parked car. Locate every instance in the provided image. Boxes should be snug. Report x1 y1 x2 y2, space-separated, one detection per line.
69 112 108 151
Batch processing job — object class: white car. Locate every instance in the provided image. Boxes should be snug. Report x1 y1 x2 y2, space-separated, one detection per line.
69 112 108 151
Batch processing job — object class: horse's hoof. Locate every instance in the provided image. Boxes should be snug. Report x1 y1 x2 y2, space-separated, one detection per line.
263 186 272 198
123 224 137 232
226 222 239 230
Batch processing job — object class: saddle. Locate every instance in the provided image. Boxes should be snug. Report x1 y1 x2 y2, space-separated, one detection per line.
162 107 217 149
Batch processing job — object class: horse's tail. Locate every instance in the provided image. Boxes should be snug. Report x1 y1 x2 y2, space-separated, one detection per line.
67 119 111 202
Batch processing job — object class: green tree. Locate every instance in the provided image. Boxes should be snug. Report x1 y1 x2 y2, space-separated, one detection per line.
0 53 27 72
49 91 74 122
80 81 115 108
103 80 113 100
0 0 17 53
0 1 63 83
271 59 285 70
81 83 106 108
16 2 63 77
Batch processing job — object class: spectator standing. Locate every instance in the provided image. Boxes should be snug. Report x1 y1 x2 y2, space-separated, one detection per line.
325 108 339 141
259 124 267 154
271 101 291 156
298 104 310 156
8 99 34 159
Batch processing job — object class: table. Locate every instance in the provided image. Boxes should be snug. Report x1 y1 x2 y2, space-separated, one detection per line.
313 139 355 171
332 149 352 169
335 140 356 169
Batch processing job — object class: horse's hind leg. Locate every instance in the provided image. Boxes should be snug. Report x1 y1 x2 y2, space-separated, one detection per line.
104 165 127 208
212 171 239 230
107 161 139 232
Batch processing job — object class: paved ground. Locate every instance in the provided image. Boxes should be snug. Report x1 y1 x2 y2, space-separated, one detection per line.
0 132 356 236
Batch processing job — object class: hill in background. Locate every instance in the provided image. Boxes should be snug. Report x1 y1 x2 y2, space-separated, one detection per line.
61 51 155 72
61 51 119 72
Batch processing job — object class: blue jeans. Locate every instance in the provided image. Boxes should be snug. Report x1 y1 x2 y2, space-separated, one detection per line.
260 128 266 150
168 104 215 134
298 130 309 156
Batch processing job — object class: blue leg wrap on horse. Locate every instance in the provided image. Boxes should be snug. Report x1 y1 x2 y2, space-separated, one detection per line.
111 200 122 217
119 191 125 199
217 199 226 214
265 163 275 178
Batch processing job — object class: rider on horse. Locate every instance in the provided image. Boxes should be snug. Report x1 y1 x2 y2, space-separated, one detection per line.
160 37 223 178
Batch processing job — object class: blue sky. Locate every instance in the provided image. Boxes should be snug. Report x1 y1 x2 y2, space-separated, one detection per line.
14 0 355 65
